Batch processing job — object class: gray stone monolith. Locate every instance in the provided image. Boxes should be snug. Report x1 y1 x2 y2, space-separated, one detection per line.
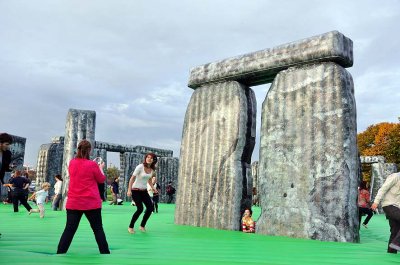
257 62 359 242
60 109 96 209
175 81 256 230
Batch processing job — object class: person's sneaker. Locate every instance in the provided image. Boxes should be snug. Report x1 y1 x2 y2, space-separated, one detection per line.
389 243 400 251
362 224 368 229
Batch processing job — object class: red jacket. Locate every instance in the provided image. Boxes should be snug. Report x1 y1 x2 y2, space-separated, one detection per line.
66 158 106 210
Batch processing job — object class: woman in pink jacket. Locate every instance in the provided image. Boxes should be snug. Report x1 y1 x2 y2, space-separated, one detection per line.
57 140 110 254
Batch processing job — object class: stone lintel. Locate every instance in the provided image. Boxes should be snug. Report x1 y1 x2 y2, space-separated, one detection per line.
188 31 353 88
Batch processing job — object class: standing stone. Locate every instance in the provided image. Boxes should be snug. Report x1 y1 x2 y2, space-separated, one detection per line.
120 152 144 201
257 62 359 242
251 161 259 205
60 109 96 209
35 137 64 196
157 157 179 203
175 81 256 230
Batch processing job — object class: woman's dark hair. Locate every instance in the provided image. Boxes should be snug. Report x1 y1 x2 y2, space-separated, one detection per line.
76 140 91 159
113 177 118 182
55 174 63 181
359 180 368 191
0 133 13 144
143 153 157 170
244 208 253 216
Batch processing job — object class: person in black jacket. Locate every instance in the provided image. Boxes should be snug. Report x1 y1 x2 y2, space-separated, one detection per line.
0 133 13 186
3 170 32 213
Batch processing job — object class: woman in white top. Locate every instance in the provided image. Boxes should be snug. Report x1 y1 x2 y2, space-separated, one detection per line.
127 153 158 234
52 174 63 210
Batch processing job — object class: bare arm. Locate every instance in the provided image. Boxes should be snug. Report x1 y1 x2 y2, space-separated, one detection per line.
127 175 136 196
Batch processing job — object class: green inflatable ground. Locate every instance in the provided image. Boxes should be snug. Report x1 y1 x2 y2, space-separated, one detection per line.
0 203 397 264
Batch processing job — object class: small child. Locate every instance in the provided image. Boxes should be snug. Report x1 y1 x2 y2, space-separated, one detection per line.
29 182 50 218
242 208 255 233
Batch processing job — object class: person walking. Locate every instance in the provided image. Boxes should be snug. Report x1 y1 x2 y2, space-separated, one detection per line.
52 174 63 210
3 170 33 213
127 153 158 234
166 182 176 204
57 139 110 254
371 172 400 254
358 181 374 229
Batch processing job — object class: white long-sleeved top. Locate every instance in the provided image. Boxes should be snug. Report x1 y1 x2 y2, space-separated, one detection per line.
373 172 400 208
54 181 62 194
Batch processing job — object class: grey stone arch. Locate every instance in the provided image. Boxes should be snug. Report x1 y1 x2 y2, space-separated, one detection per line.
360 156 398 213
176 31 359 242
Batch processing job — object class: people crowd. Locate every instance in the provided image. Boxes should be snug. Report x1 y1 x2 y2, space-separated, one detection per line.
6 135 400 256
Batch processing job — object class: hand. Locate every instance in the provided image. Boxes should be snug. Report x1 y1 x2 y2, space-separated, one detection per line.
127 190 131 196
371 203 378 211
153 189 158 194
99 161 105 170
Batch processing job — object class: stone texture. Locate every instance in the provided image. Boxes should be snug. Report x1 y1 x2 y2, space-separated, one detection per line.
35 137 64 196
175 81 256 230
360 156 385 164
189 31 353 88
120 152 144 201
60 109 96 209
157 157 179 203
257 62 359 242
94 141 173 157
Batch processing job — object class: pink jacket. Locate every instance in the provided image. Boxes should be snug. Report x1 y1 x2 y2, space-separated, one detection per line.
66 158 106 210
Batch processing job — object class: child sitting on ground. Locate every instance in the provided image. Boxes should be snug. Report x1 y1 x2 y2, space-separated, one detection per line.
29 182 50 218
242 208 255 233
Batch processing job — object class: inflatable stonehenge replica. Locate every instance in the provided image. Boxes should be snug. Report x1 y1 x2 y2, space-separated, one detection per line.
35 109 179 207
175 31 360 242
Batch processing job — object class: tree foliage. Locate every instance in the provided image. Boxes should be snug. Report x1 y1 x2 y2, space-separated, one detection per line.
357 122 400 164
105 166 120 183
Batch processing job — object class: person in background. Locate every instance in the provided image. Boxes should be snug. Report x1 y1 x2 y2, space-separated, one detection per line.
3 170 33 213
371 172 400 254
166 181 176 204
0 133 13 186
358 180 374 229
127 153 158 234
242 208 255 233
29 182 51 218
52 174 63 210
22 171 31 202
109 177 119 205
57 140 110 254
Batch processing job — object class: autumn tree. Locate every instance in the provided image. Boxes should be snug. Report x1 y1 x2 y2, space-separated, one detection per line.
357 122 400 164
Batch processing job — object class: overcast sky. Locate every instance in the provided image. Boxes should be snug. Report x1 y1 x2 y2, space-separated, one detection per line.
0 0 399 168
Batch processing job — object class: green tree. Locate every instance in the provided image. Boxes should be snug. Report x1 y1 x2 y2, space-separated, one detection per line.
105 166 120 183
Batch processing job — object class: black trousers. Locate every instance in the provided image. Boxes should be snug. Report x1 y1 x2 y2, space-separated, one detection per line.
57 208 110 254
167 194 174 204
383 205 400 254
152 195 159 212
12 191 32 212
359 207 373 225
129 190 153 228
